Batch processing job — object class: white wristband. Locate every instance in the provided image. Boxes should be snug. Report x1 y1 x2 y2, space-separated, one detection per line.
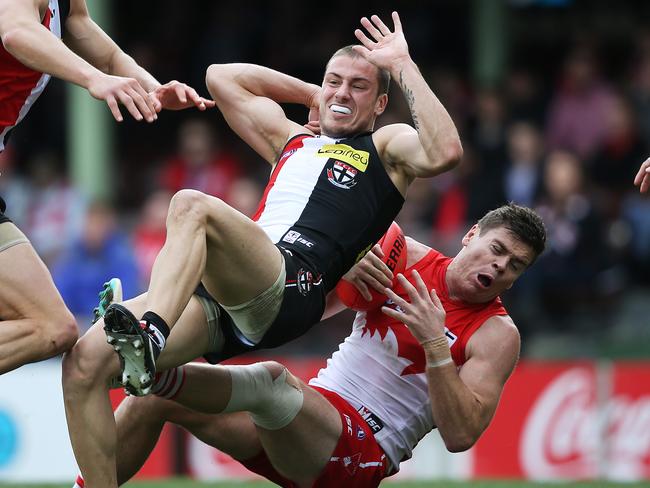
426 357 454 368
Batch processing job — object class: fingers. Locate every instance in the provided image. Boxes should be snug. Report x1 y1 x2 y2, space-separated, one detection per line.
105 95 123 122
391 11 402 32
633 157 649 185
370 14 391 36
365 253 393 286
634 157 650 193
352 279 373 302
360 16 384 40
429 288 443 309
118 91 145 122
384 287 410 310
370 243 385 259
128 86 156 122
174 84 188 105
354 29 375 51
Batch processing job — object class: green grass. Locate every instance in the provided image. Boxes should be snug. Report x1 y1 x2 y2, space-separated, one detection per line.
1 480 649 488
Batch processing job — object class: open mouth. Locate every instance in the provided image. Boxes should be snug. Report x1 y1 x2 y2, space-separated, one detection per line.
330 104 352 115
477 273 493 288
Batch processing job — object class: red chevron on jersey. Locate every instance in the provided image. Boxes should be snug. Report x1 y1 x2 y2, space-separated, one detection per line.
310 247 509 470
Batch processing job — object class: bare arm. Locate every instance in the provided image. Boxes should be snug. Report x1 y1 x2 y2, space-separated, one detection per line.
63 0 159 91
0 0 211 122
355 13 463 179
424 316 519 451
0 0 104 90
382 272 519 452
206 63 320 165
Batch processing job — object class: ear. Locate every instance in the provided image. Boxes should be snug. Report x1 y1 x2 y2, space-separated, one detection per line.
375 93 388 116
461 224 480 247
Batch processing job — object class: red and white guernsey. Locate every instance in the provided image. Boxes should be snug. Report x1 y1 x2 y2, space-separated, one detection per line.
0 0 66 151
253 132 404 291
310 248 509 472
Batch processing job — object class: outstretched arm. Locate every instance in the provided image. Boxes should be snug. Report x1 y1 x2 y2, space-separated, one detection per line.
206 63 321 165
0 0 212 122
383 272 519 452
355 12 463 179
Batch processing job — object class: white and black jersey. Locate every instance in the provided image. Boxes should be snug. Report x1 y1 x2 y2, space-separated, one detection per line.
202 131 405 361
253 132 405 291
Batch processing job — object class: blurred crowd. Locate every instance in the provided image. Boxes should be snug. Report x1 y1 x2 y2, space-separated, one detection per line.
1 1 649 356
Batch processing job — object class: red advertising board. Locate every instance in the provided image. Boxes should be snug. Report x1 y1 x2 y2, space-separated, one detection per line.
472 361 650 481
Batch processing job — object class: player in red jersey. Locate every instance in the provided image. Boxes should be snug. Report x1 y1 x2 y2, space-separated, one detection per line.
74 203 546 487
0 0 213 375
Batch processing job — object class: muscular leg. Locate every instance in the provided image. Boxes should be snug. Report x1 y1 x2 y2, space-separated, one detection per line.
173 362 342 486
114 395 259 484
0 225 77 374
103 190 284 394
63 293 211 488
146 189 283 326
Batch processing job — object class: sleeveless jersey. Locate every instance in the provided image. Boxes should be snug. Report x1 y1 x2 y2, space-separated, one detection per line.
0 0 69 151
310 248 509 472
253 133 404 291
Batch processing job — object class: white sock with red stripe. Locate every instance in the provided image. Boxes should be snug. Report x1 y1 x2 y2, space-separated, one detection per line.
151 366 186 399
72 474 84 488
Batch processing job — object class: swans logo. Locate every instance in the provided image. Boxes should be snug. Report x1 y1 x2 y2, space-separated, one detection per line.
0 409 18 467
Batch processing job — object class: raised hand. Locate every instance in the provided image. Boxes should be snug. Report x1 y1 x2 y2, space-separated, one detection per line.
353 12 410 72
149 80 216 112
382 270 446 344
87 72 158 122
634 157 650 193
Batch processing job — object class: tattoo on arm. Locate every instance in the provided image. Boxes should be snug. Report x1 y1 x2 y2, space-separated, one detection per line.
399 70 419 131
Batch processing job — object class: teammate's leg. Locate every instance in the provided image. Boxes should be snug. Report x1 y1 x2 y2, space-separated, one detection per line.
171 361 342 485
63 293 212 488
104 189 284 393
113 395 260 484
0 222 77 373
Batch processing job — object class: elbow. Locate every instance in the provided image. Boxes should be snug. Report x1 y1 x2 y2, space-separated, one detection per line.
205 63 245 99
442 139 463 171
205 63 227 97
1 27 25 55
442 433 477 453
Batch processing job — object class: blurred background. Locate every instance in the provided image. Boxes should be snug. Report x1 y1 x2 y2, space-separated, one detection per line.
1 0 650 483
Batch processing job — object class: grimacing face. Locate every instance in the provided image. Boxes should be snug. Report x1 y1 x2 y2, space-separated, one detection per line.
447 225 536 303
319 54 388 138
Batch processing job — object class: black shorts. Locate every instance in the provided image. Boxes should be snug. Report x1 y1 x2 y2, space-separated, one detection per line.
0 195 10 224
199 245 327 364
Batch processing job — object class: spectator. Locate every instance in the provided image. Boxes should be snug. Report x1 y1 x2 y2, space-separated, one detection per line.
158 118 241 199
546 47 617 159
52 201 138 328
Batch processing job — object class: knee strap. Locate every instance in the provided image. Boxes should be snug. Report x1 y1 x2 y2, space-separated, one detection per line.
224 363 303 430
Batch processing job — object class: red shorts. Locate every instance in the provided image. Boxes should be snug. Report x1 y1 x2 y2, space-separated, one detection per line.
241 386 389 487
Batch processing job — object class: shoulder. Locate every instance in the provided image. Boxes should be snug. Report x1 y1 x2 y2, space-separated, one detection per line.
404 236 432 268
465 315 520 365
372 123 417 156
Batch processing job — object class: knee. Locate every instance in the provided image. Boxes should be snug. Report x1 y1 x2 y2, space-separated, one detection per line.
120 394 170 423
62 337 113 392
38 310 78 357
168 189 218 227
259 361 288 381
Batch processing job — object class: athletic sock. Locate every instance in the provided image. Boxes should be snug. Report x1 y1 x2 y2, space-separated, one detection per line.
140 311 170 359
151 367 186 399
72 474 84 488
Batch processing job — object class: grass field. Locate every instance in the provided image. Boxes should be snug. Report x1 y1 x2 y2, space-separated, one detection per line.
1 480 649 488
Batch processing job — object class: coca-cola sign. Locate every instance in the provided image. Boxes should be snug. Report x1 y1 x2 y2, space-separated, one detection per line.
472 362 650 481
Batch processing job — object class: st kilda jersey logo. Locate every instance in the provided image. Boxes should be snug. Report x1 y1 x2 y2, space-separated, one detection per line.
327 160 358 189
